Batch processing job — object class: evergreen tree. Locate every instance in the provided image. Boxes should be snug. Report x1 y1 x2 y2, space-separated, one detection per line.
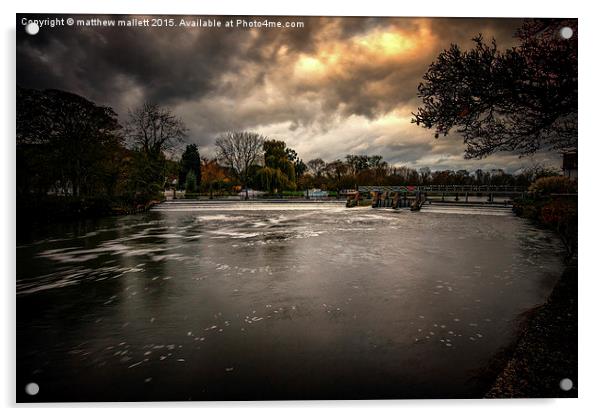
179 144 201 190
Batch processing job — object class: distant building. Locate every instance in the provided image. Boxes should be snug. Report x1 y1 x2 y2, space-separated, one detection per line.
238 189 266 198
562 152 577 179
307 189 329 199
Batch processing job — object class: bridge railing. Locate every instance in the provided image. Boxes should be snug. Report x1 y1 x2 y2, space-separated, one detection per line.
357 185 527 193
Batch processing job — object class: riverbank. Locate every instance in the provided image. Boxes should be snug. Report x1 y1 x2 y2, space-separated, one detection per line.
482 194 578 398
485 260 577 397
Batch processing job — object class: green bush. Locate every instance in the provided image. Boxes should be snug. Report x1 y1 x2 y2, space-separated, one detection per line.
528 176 577 195
513 194 577 260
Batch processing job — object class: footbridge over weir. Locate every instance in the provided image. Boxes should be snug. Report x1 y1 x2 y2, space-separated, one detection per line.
351 185 527 210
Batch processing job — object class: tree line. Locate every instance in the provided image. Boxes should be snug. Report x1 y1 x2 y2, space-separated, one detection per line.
174 132 560 200
17 84 563 219
17 86 186 221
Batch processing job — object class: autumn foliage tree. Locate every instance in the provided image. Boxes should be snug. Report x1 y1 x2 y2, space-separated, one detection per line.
201 158 227 199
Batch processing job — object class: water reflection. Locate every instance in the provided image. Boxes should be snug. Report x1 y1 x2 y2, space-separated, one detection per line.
17 202 564 401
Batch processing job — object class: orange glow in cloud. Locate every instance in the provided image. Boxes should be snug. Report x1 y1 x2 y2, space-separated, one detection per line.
292 20 436 82
356 31 417 56
353 21 436 59
295 55 326 75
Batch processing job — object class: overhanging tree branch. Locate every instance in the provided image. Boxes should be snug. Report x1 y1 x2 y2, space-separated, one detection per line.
412 19 577 159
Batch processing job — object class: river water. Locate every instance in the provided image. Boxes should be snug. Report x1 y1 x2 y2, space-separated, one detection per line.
16 201 564 401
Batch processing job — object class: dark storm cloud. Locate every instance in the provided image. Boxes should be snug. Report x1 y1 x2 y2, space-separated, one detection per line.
17 14 554 172
18 14 284 107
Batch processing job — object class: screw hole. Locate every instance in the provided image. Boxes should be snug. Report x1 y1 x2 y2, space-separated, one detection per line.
25 382 39 396
560 27 573 39
25 22 40 36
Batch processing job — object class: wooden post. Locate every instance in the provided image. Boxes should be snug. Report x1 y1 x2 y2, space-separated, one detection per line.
465 192 468 203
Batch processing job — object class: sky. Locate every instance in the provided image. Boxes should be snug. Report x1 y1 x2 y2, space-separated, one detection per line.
16 14 563 173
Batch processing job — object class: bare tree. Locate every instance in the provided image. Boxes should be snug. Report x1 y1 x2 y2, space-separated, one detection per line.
307 158 326 177
215 131 265 200
125 102 187 157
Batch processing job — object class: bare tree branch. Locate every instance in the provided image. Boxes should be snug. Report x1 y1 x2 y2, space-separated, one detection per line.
215 131 265 199
125 102 187 157
412 19 577 159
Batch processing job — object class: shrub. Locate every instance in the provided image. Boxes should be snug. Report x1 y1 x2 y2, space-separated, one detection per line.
528 176 577 195
540 199 578 259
